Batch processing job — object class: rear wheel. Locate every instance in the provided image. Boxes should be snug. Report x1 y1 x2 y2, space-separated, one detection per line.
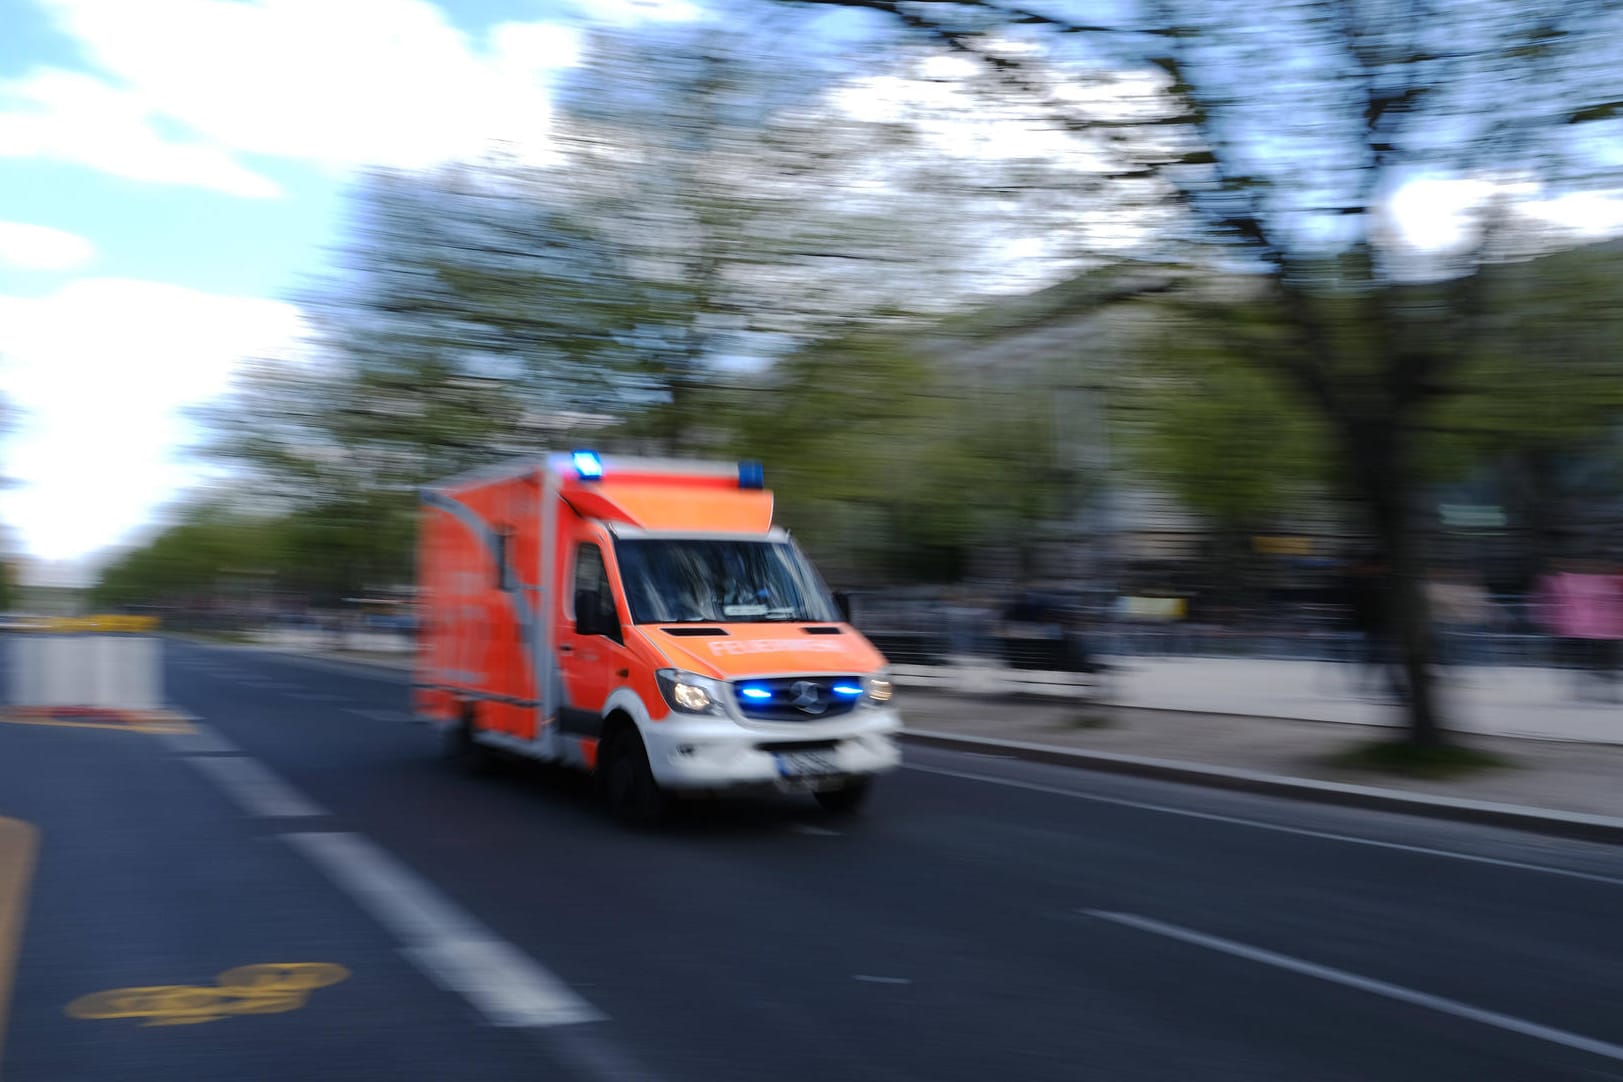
444 709 495 776
814 778 872 817
601 729 669 827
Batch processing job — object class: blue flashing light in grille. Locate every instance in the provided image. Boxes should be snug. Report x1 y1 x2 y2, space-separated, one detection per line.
832 684 864 698
572 450 604 480
738 686 773 701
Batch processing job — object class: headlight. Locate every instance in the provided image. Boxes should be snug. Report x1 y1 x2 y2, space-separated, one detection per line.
867 671 894 704
656 669 727 716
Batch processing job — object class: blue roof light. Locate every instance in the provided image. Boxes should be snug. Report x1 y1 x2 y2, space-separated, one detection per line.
738 460 765 490
572 450 604 481
832 684 864 698
739 686 773 700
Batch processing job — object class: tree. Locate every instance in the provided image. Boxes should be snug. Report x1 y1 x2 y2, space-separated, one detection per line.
199 21 1069 610
723 329 1090 582
90 505 271 613
203 23 982 501
774 0 1623 745
1431 240 1623 579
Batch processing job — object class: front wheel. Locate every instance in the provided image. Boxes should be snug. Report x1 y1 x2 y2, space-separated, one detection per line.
814 778 872 817
601 730 669 827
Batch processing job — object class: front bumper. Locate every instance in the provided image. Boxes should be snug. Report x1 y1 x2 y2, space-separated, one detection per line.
641 707 903 791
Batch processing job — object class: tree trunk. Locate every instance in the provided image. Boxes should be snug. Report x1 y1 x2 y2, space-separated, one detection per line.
1373 488 1445 746
1351 420 1446 747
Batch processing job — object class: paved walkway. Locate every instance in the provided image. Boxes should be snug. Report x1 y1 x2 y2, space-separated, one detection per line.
904 690 1623 820
1102 656 1622 744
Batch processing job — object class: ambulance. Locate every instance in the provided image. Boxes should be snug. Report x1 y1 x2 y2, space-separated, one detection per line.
414 451 901 822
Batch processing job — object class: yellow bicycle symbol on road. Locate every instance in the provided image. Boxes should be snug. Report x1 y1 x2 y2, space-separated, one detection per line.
67 963 350 1026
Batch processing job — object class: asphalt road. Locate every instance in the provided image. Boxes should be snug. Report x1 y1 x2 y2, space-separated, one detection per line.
3 637 1623 1081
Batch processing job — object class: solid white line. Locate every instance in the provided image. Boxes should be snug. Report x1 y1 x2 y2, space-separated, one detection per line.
905 764 1623 889
284 832 603 1027
1086 910 1623 1064
186 756 328 818
790 824 841 837
345 708 411 723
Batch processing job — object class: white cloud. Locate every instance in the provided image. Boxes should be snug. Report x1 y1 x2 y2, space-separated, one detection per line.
0 279 305 562
0 0 603 195
0 69 282 198
1388 177 1623 252
0 221 97 270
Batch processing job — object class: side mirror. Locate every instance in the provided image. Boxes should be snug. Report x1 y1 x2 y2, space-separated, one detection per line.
833 590 853 624
575 589 623 642
574 589 602 636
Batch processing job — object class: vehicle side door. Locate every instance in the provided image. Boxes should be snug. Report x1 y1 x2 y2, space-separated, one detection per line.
557 540 634 739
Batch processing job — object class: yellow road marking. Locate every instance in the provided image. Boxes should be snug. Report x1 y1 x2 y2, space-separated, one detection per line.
0 818 39 1066
0 713 193 736
67 963 349 1027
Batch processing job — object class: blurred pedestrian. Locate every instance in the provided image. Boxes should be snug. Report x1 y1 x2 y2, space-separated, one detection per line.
1533 558 1623 701
1335 556 1405 700
1428 566 1492 669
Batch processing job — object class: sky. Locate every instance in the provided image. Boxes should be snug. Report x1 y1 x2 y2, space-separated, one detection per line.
2 0 1621 589
0 0 700 586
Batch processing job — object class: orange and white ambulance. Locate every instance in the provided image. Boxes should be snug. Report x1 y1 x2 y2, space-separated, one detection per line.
414 451 900 820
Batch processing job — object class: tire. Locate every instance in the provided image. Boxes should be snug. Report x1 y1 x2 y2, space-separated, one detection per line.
601 729 669 827
444 710 495 776
814 778 872 817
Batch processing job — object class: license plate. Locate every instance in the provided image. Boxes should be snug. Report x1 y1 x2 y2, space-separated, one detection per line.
775 751 841 777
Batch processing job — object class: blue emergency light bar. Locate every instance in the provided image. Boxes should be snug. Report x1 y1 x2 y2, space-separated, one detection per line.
572 450 604 480
739 461 765 490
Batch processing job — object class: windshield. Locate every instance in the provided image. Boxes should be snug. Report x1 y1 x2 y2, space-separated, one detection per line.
614 538 840 624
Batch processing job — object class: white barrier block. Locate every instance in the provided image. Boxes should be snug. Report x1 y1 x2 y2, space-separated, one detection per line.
127 637 161 711
97 635 125 709
7 634 163 710
86 635 112 708
43 637 81 706
9 637 39 705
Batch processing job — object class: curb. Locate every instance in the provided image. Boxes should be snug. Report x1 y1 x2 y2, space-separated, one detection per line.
898 729 1623 845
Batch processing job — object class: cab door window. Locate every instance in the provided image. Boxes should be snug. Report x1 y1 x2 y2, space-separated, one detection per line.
572 543 622 644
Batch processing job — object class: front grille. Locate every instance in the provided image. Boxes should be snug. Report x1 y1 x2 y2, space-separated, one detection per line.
733 676 861 722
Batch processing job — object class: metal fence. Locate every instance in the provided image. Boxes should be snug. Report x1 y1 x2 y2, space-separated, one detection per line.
850 593 1567 671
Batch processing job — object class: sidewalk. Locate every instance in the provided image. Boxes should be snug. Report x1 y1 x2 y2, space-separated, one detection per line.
903 689 1623 822
1102 656 1623 745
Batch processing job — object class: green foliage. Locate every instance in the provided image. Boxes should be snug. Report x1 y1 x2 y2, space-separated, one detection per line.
723 332 1089 582
1434 243 1623 460
0 559 17 614
1122 307 1333 530
1330 739 1511 779
91 506 272 610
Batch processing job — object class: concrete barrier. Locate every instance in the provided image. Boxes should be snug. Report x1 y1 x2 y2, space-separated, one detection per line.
8 634 162 711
